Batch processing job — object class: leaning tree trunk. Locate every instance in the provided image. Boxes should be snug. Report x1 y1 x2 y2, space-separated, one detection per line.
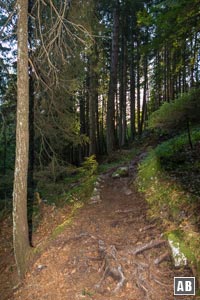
106 5 119 154
13 0 31 279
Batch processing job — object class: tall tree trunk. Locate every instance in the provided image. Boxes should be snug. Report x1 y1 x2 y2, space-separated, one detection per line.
95 91 100 154
85 72 90 157
106 5 119 154
88 47 98 156
119 34 124 147
136 38 141 135
13 0 31 279
130 32 136 141
28 0 35 200
140 56 148 133
121 37 127 146
2 120 7 175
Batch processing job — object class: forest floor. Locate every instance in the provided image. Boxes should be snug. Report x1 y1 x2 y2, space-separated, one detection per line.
0 152 197 300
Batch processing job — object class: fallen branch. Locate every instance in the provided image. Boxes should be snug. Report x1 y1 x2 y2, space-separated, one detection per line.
139 224 157 232
154 251 170 265
151 276 170 287
115 209 134 214
130 239 166 255
95 240 126 293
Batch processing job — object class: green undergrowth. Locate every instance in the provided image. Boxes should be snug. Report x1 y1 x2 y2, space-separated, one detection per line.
137 128 200 278
31 156 98 236
35 155 98 207
51 201 84 239
98 147 139 173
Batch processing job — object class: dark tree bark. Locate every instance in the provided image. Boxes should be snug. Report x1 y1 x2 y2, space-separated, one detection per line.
88 48 98 155
13 0 31 279
121 36 127 146
130 35 136 141
106 4 119 154
28 0 35 200
2 120 7 175
140 56 148 133
136 38 141 135
118 23 127 147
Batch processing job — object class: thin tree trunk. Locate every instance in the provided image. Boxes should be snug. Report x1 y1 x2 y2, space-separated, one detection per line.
187 119 193 150
121 38 127 146
106 4 119 154
140 57 148 133
130 31 136 141
96 91 100 154
89 49 97 156
119 34 124 147
2 119 7 175
28 0 35 200
136 38 141 135
13 0 31 279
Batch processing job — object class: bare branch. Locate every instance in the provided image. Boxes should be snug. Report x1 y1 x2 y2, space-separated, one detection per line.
0 1 17 38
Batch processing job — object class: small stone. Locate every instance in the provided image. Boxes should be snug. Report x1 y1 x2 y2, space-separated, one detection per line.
37 264 47 271
93 187 99 195
94 181 100 187
112 173 120 179
124 189 133 196
112 166 129 178
89 195 101 204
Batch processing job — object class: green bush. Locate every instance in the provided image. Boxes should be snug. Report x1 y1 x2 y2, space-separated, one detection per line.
149 88 200 132
137 128 200 202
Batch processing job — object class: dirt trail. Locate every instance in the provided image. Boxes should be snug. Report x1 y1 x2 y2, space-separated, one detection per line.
11 168 194 300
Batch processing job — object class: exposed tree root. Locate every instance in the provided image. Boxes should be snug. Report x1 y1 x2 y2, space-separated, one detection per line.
130 239 166 255
95 240 126 293
135 263 152 300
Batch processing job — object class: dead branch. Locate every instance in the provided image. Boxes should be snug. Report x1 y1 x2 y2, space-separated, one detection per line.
0 2 17 37
139 224 157 232
151 276 170 287
95 240 126 293
115 209 134 214
130 239 166 255
154 251 170 265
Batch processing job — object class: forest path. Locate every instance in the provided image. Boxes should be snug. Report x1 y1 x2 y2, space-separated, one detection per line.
12 162 193 300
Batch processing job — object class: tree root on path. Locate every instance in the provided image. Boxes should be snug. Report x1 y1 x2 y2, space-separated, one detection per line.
130 239 166 255
95 240 126 293
134 261 152 300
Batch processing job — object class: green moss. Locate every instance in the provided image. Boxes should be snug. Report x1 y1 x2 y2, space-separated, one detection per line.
52 202 83 238
167 229 200 274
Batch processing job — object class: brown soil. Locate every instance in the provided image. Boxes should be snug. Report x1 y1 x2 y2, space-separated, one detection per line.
1 169 197 300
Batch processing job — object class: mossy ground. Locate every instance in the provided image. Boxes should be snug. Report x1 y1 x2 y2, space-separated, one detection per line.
137 128 200 280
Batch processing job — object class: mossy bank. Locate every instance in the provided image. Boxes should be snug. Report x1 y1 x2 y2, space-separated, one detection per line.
136 128 200 283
